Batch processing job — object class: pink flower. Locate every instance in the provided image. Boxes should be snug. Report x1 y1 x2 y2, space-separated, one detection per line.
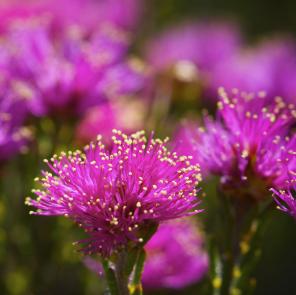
0 74 31 160
210 39 296 100
27 130 202 256
146 21 241 74
142 218 208 289
1 16 145 116
175 88 296 200
0 0 142 32
76 99 146 145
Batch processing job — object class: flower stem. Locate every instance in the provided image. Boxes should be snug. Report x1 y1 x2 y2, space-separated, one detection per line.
102 259 120 295
114 252 130 295
207 185 270 295
229 207 270 295
129 248 146 295
102 223 155 295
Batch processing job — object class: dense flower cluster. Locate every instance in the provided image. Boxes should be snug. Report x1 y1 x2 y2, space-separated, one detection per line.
0 16 145 117
142 218 208 289
176 88 296 199
26 130 202 256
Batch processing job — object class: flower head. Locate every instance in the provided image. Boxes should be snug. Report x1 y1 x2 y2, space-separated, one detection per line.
176 88 296 200
27 130 202 256
142 218 208 289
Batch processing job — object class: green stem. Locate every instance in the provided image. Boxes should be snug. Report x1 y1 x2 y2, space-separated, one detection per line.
209 240 223 295
102 223 155 295
229 211 270 295
102 248 147 295
207 185 269 295
223 202 270 295
102 259 120 295
114 252 130 295
210 189 235 295
129 248 146 295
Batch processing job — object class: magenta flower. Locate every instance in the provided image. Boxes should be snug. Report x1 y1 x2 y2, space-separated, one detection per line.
0 74 31 161
27 130 202 256
42 0 142 32
271 176 296 219
210 39 296 100
142 218 208 289
146 21 241 73
76 100 146 145
174 118 235 179
0 0 142 33
1 17 145 117
175 88 296 199
0 1 44 32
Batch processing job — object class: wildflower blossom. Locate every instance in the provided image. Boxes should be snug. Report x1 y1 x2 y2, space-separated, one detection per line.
26 130 202 256
176 88 296 199
142 218 208 289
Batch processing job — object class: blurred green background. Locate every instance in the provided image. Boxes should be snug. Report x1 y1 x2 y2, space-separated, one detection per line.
1 0 296 294
146 0 296 38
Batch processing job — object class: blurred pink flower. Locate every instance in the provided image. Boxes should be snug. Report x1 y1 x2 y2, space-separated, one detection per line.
0 73 31 161
210 38 296 100
142 218 208 289
0 0 142 32
146 21 241 73
0 16 146 117
76 99 147 144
